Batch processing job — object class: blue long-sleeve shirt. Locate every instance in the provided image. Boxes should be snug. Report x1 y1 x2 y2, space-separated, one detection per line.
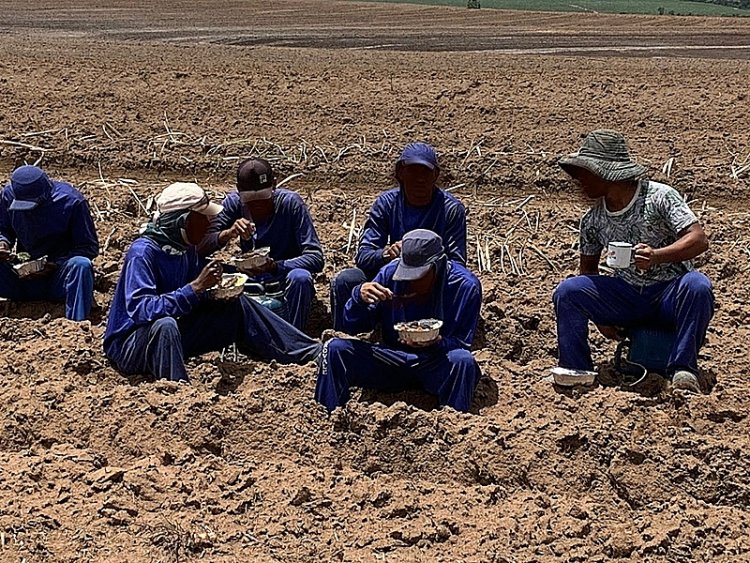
355 187 467 278
104 237 203 358
0 180 99 264
199 189 323 276
344 260 481 352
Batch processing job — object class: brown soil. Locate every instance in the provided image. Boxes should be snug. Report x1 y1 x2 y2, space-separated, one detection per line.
1 1 750 561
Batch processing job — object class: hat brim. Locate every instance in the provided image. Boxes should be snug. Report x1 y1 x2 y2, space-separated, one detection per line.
239 187 274 202
398 158 436 170
559 154 646 182
393 260 433 282
9 199 40 211
193 201 223 216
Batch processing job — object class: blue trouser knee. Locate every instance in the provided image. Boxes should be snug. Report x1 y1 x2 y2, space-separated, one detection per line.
553 272 714 374
330 267 367 331
0 256 94 321
57 256 95 321
284 268 314 330
109 317 188 382
315 338 480 412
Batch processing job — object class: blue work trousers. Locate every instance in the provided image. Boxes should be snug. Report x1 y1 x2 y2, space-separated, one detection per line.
0 256 94 321
330 267 367 331
108 296 321 382
315 338 480 412
279 268 314 330
553 271 714 374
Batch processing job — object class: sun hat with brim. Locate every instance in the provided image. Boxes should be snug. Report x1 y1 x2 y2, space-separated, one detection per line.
559 129 647 182
8 165 54 211
393 229 445 281
156 182 223 216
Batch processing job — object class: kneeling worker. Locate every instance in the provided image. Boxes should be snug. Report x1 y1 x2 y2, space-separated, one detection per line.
316 229 481 412
104 182 321 382
198 158 323 330
0 165 99 321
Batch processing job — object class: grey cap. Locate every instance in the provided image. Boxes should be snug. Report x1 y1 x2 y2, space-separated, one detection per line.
559 129 646 182
393 229 444 281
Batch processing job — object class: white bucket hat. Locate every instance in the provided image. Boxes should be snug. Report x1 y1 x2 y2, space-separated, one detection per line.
156 182 223 216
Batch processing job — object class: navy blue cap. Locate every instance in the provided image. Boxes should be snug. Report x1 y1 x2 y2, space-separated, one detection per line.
397 142 438 170
393 229 444 281
9 166 52 211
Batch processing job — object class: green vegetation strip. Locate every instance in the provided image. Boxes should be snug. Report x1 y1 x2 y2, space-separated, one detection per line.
355 0 747 16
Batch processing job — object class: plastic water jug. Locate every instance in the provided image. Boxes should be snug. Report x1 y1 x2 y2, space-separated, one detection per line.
244 281 286 316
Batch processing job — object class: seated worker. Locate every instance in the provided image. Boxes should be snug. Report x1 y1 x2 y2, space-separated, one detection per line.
104 182 321 382
316 229 481 413
553 129 714 393
198 158 323 330
330 142 467 331
0 165 99 321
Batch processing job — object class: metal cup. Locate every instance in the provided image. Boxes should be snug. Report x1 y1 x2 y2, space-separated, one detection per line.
606 242 633 269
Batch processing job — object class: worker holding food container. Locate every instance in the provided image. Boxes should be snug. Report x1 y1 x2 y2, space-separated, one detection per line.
552 130 714 393
316 229 481 413
198 158 323 330
0 165 99 321
104 182 321 382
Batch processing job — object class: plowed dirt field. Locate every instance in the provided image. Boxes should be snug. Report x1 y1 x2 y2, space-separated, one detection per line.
1 1 750 561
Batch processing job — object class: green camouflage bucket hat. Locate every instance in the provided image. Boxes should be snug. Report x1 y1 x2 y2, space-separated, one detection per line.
559 129 646 182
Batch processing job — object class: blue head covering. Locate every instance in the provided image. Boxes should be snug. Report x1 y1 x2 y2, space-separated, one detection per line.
9 166 54 211
397 143 439 171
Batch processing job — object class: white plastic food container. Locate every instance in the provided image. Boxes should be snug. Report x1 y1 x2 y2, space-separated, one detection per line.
14 256 48 278
230 247 271 271
550 367 597 387
209 273 248 300
394 318 443 344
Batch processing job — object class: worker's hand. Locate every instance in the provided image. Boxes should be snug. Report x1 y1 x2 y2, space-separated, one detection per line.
191 260 223 293
238 258 277 277
359 282 393 304
634 243 659 271
0 242 12 262
382 241 402 263
399 334 441 348
219 219 255 244
596 325 625 341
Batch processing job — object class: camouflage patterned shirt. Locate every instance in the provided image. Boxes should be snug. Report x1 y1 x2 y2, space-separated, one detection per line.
579 180 698 286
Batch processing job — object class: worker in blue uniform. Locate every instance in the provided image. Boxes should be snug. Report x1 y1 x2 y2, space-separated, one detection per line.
316 229 481 413
104 182 321 382
0 165 99 321
199 158 323 330
330 142 467 331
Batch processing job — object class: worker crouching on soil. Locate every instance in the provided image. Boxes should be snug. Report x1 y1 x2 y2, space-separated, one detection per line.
316 229 481 412
103 182 321 382
0 165 99 321
198 158 323 330
552 129 714 393
330 142 467 331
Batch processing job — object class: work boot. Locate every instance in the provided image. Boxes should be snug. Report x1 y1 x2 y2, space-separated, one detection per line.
672 370 701 394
